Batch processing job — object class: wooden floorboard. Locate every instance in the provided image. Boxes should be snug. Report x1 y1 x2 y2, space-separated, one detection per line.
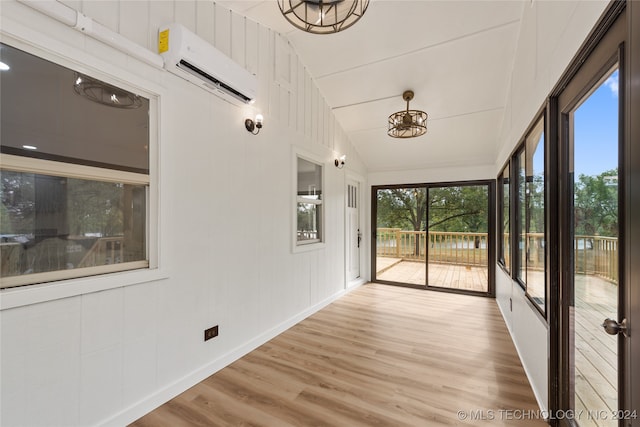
130 284 545 426
376 262 619 420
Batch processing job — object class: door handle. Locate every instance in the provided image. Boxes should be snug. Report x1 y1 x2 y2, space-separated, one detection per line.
602 318 629 337
357 229 362 248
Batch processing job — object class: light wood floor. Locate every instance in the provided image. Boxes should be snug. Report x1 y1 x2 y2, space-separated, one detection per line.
130 283 546 426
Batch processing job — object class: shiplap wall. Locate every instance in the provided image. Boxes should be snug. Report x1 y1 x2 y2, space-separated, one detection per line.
0 1 366 426
64 0 351 154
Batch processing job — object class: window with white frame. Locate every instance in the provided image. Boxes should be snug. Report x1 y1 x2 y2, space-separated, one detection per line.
0 42 151 289
296 156 323 245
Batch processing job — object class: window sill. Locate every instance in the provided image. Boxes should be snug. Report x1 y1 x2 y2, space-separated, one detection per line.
525 292 547 322
293 241 326 253
0 268 168 310
498 262 511 276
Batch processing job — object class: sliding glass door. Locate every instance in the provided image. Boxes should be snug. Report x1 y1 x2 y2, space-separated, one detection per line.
427 185 489 293
374 186 427 287
373 181 493 295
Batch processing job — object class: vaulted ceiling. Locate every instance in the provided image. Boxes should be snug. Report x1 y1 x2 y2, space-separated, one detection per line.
219 1 524 172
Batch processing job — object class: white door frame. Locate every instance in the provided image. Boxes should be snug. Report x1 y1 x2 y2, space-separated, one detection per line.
345 172 366 289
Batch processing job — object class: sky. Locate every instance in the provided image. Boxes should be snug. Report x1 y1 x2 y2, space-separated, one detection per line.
573 69 619 177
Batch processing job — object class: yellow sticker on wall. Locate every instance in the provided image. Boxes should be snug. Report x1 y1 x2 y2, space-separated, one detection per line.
158 29 169 53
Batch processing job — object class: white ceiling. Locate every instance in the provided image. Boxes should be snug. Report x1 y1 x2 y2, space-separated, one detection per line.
219 0 524 172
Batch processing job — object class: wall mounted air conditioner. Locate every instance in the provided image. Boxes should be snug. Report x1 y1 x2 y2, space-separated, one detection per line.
158 23 257 105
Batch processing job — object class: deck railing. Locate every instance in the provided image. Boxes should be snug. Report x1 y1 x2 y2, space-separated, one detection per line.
77 237 125 268
0 236 126 278
575 235 618 283
522 233 618 282
377 228 618 283
376 228 488 267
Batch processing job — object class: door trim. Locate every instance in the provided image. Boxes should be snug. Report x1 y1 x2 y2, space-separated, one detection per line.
345 177 363 287
625 0 640 422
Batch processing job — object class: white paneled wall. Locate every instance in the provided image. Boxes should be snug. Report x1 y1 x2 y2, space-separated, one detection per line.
71 0 348 151
0 1 366 426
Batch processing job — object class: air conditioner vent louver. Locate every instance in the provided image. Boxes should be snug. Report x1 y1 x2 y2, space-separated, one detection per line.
159 23 257 105
177 60 253 104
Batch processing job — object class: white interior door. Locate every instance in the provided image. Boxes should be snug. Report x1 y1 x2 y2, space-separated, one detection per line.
346 180 361 281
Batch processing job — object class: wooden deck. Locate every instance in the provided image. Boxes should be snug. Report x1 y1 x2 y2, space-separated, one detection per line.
574 274 618 427
131 283 545 426
375 258 488 292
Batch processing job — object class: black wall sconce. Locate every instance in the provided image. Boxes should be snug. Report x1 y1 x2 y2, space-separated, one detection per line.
334 154 346 169
245 114 264 135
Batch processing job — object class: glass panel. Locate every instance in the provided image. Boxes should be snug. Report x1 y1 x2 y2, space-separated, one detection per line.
1 171 147 280
297 157 322 199
571 67 618 424
375 187 427 286
427 185 489 293
0 43 149 173
296 157 322 244
501 165 510 271
517 149 527 285
526 119 546 312
297 202 321 243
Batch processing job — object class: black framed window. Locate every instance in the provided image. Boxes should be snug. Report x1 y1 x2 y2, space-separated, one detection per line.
524 117 546 313
498 164 510 272
506 114 546 314
516 147 527 288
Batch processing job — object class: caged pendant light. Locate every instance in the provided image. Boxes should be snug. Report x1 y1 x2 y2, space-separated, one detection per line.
277 0 369 35
387 90 428 138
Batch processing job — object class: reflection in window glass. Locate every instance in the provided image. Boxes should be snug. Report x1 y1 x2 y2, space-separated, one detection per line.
1 171 146 279
526 119 545 312
0 43 149 173
0 42 151 288
297 203 321 241
500 165 510 271
296 157 323 244
517 148 526 286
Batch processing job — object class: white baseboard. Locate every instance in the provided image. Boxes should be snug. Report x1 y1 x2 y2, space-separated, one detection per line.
347 277 367 289
101 288 351 427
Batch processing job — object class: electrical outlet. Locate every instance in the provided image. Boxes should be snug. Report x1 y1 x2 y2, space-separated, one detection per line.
204 325 218 341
